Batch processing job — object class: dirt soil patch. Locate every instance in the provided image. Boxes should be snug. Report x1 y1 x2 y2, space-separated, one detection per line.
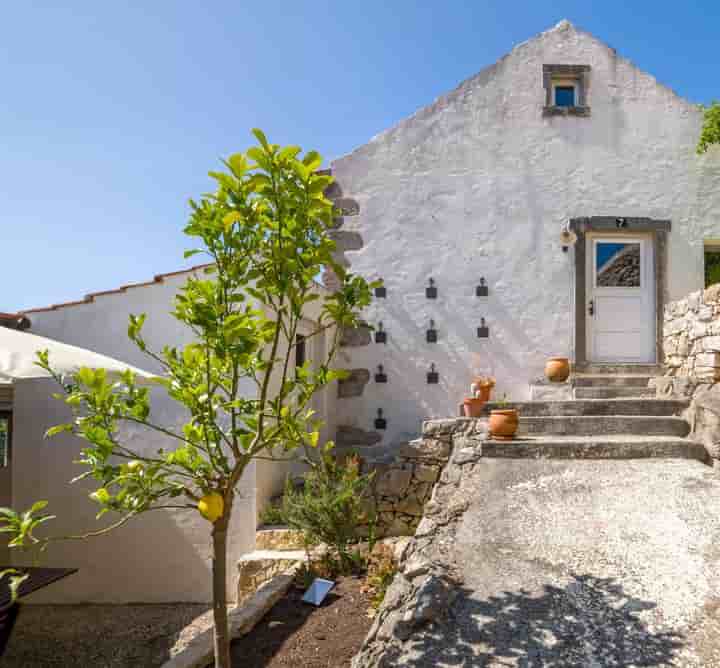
3 603 212 667
231 575 373 668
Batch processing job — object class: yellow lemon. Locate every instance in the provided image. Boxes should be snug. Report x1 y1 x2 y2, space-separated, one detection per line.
126 460 143 472
198 492 224 523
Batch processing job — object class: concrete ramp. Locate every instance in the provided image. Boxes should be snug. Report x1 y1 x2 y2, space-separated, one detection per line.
355 457 720 667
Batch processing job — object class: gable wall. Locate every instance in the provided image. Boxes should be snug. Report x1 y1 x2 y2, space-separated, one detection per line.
330 21 720 449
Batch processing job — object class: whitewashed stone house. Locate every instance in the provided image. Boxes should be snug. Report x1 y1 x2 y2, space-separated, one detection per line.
326 19 720 453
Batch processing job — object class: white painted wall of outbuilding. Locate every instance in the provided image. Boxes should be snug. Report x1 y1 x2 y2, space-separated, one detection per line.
12 269 333 602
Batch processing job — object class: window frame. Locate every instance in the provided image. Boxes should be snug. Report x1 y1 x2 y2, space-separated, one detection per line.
0 411 11 469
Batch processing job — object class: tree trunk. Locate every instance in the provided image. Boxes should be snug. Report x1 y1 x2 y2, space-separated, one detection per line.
212 511 231 668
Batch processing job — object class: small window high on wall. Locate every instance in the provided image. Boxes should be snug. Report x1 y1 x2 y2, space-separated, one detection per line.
705 241 720 288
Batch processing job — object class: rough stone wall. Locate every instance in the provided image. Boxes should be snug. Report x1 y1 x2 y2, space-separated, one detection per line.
362 418 488 537
661 284 720 463
328 18 720 452
352 420 486 667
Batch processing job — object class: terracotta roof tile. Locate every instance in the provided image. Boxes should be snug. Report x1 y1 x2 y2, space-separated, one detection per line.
22 264 213 314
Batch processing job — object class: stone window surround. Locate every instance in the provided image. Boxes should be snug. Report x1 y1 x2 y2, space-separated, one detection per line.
569 217 671 367
543 64 591 117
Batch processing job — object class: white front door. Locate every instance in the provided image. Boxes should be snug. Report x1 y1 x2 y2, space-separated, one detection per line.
586 234 655 363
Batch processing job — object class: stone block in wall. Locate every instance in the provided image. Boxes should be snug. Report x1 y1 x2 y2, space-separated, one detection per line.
400 438 451 462
689 384 720 460
698 306 715 322
688 292 702 312
692 321 709 339
336 425 382 448
705 284 720 304
337 369 370 398
329 230 364 252
375 465 413 496
675 298 690 316
332 197 360 216
702 336 720 352
413 463 441 483
339 323 372 347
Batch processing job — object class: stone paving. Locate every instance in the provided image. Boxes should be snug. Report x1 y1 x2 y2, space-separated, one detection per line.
353 451 720 667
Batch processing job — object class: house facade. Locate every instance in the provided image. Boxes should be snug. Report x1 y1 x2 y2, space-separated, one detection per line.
5 267 336 603
328 20 720 452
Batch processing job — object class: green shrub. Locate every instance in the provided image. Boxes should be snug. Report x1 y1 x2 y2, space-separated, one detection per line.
698 102 720 154
279 452 374 570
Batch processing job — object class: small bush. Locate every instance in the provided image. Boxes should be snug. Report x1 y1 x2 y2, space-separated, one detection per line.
279 452 374 570
258 501 285 526
364 542 398 612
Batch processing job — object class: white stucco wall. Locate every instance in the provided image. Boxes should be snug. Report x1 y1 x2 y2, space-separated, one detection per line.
13 273 256 602
330 20 720 447
11 379 255 603
14 269 334 602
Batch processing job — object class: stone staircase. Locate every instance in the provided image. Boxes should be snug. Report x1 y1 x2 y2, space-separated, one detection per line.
482 365 706 462
236 527 307 602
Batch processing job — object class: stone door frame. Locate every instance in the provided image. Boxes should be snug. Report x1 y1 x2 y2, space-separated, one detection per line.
569 217 670 367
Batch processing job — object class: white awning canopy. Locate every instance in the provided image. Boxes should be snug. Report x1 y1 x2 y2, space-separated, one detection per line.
0 327 157 383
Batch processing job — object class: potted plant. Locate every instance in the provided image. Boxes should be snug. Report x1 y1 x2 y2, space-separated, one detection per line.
545 357 570 383
489 394 519 440
463 376 496 418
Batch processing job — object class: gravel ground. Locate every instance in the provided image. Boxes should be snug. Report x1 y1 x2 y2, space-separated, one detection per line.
3 603 212 667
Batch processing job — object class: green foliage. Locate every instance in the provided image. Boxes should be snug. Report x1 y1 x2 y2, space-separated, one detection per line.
365 542 398 612
0 502 55 550
705 250 720 288
697 102 720 154
6 129 374 668
258 501 285 526
278 452 374 567
24 130 373 534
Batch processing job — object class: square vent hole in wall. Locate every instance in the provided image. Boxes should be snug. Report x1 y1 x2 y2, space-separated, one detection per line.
543 64 591 117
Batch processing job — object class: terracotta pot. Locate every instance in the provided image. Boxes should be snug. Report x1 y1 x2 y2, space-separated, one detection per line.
463 397 486 418
489 409 519 440
471 379 494 402
545 357 570 383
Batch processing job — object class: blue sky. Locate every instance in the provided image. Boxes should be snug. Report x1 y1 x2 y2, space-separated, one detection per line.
2 1 718 311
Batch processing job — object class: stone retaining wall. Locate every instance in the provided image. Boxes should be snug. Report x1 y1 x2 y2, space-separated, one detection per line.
661 283 720 463
362 418 488 537
352 417 485 667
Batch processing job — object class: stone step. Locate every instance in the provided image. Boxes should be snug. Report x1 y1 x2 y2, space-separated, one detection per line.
481 435 706 461
574 386 656 399
517 415 690 438
482 398 688 417
574 363 662 375
255 527 305 551
573 375 653 388
237 549 307 602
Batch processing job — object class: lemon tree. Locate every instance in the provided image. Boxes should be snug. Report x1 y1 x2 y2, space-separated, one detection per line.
5 130 374 668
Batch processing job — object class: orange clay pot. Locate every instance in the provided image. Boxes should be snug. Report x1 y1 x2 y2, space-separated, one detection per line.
463 397 487 418
544 357 570 383
489 409 519 440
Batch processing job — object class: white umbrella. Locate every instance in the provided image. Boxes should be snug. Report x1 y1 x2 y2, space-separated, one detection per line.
0 327 157 383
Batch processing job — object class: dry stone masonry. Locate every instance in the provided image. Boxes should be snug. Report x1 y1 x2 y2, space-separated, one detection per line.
361 418 488 537
661 283 720 464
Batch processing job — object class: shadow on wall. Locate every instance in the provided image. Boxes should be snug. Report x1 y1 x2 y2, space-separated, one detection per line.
11 379 254 604
377 573 684 666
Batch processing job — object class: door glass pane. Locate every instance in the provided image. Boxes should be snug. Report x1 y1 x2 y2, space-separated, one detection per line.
596 242 641 287
0 416 9 468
